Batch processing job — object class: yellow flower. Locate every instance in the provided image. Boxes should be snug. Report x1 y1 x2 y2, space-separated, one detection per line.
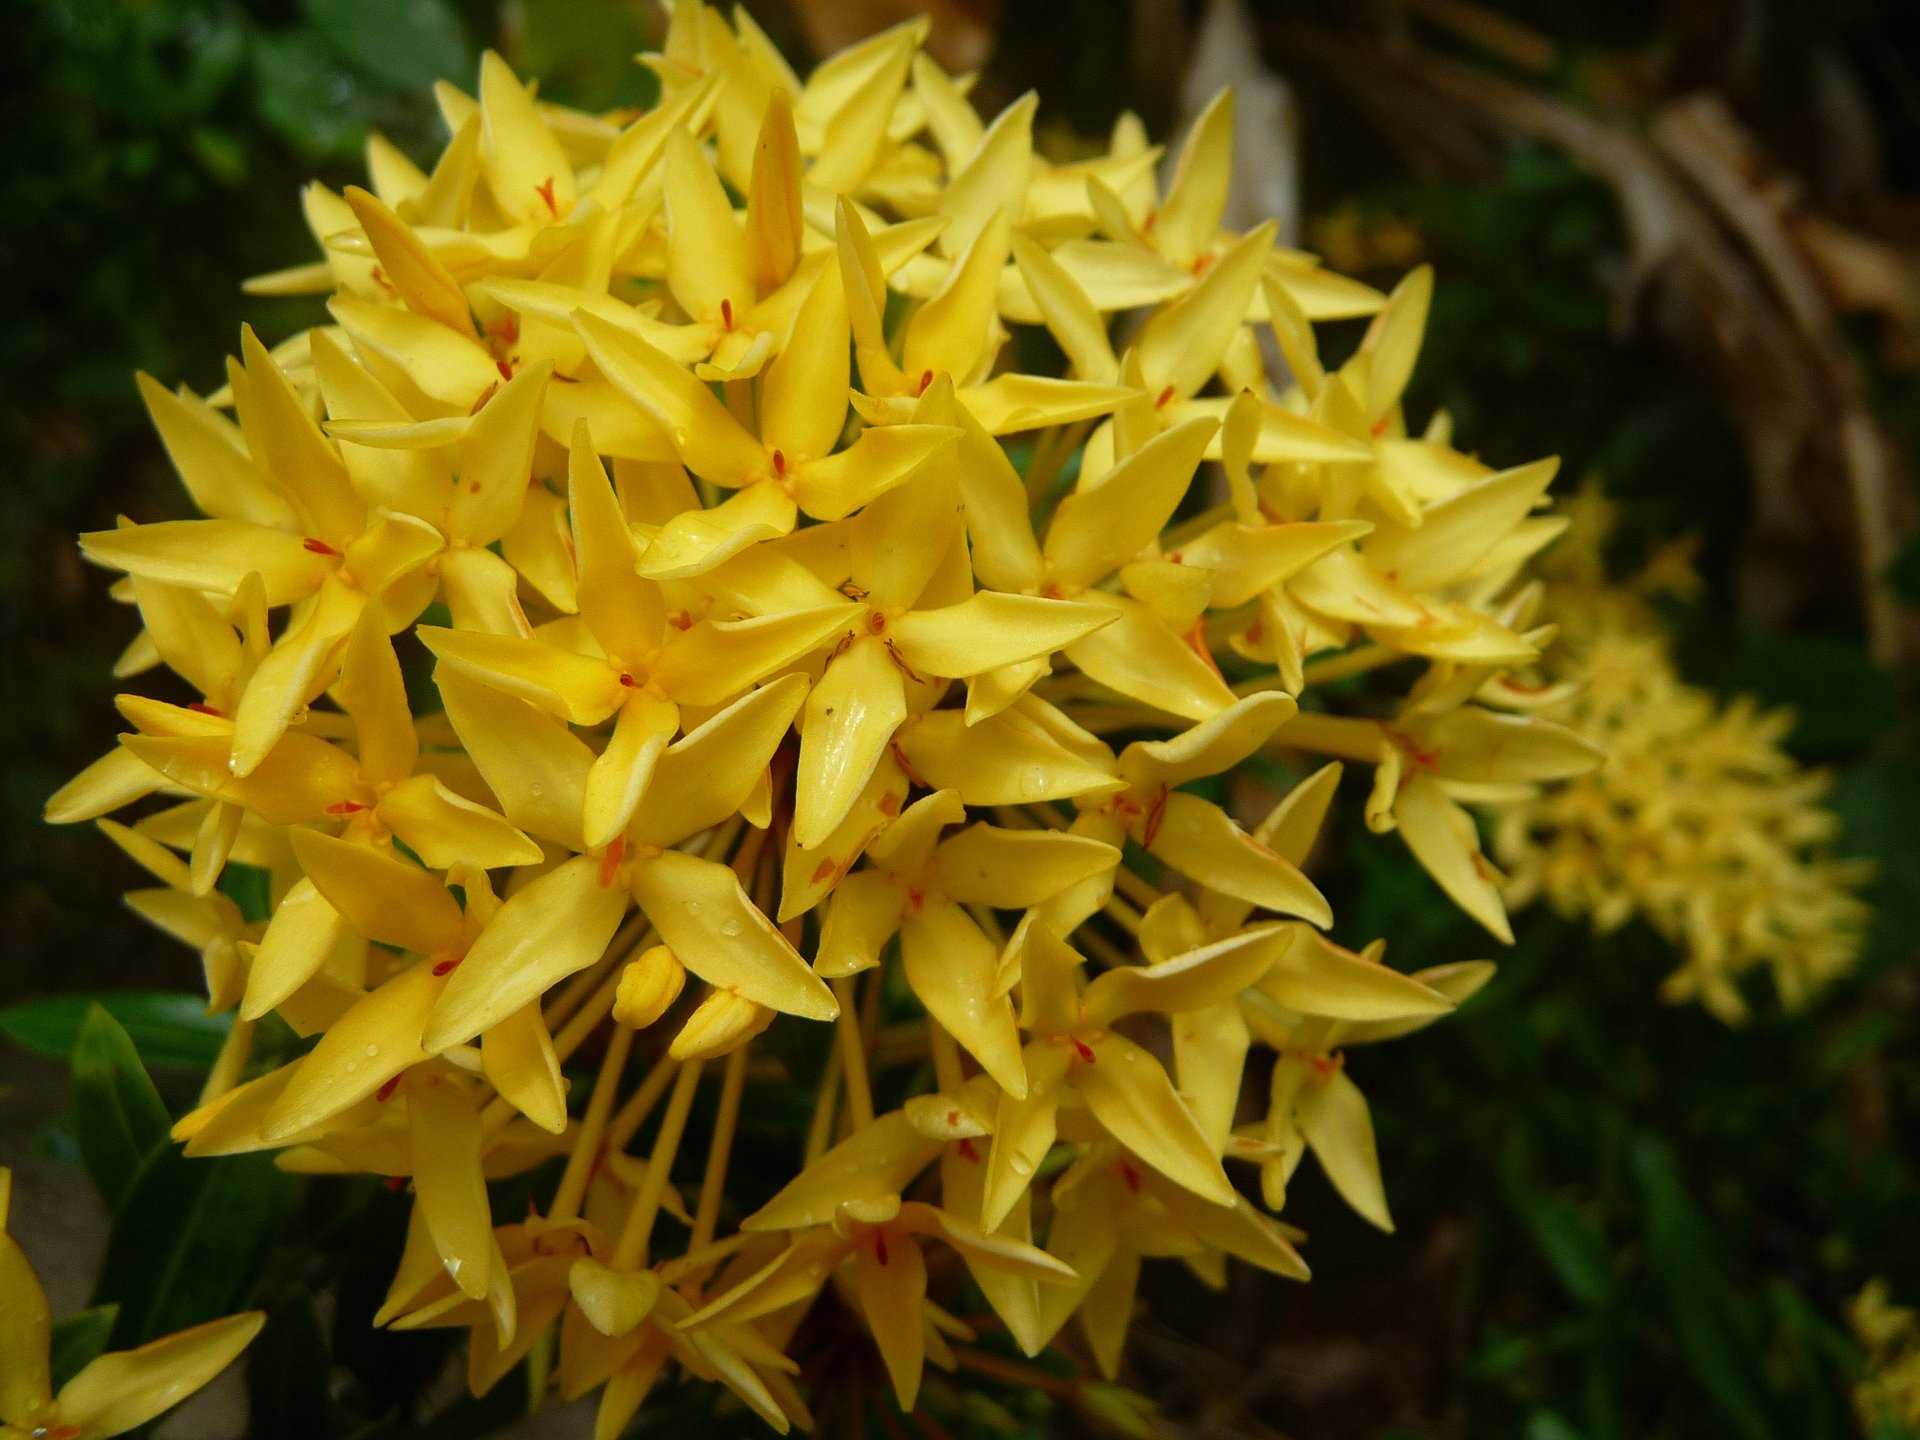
52 2 1599 1418
1 1170 263 1440
1491 490 1870 1019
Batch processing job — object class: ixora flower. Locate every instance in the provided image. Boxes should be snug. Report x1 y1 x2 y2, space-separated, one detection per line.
1 1170 263 1439
1488 486 1870 1022
49 4 1607 1430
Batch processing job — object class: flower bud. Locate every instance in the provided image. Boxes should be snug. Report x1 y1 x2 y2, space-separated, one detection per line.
613 945 685 1028
668 989 772 1060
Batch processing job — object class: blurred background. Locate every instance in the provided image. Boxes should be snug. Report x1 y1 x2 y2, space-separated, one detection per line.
3 1 1919 1437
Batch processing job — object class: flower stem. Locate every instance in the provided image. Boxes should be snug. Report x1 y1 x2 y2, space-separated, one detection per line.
613 1058 704 1269
689 1043 750 1257
832 975 875 1131
549 1022 634 1223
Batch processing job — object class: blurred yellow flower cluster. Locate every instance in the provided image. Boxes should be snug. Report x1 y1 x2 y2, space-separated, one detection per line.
47 4 1603 1428
1492 487 1870 1021
1853 1279 1920 1434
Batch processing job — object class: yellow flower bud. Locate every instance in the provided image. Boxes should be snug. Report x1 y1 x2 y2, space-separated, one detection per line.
613 945 685 1028
668 990 773 1061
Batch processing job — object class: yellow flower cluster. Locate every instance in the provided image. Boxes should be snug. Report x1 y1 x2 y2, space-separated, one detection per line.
1853 1279 1920 1434
47 6 1603 1429
1492 488 1870 1021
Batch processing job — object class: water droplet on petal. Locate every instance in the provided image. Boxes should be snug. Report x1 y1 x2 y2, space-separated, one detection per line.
365 1044 379 1058
719 919 743 937
1020 766 1048 797
345 1059 359 1074
1009 1152 1036 1177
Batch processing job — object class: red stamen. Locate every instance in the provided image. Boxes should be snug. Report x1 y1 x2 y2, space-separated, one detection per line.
771 449 786 478
877 788 904 818
957 1136 980 1163
1155 385 1176 409
1371 415 1391 437
916 369 933 394
811 857 837 884
325 800 367 816
496 358 516 383
598 837 626 888
384 1175 409 1192
187 701 222 716
303 537 339 556
1120 1161 1142 1194
376 1075 403 1101
536 176 558 216
868 612 886 635
668 611 693 631
905 886 925 913
874 1230 890 1266
618 672 638 688
720 298 734 330
432 957 461 976
1071 1036 1097 1064
1141 784 1170 849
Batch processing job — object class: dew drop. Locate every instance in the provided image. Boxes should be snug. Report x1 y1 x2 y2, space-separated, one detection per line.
1008 1152 1036 1177
684 899 701 915
365 1043 379 1058
528 782 545 798
719 919 743 937
1020 766 1048 797
344 1059 359 1074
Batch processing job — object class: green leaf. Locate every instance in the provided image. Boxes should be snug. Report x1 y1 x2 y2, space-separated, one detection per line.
1510 1185 1613 1308
302 0 473 93
70 1004 172 1211
1630 1138 1775 1440
1 991 231 1069
94 1147 289 1347
49 1304 119 1390
251 32 380 160
218 862 274 927
248 1289 334 1440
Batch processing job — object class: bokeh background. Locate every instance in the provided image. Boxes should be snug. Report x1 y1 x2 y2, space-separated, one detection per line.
3 1 1919 1437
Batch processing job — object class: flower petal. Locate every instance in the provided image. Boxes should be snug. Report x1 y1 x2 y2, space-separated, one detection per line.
1077 1032 1235 1206
291 828 465 955
425 855 628 1050
55 1311 264 1439
629 851 836 1020
482 1001 568 1134
901 901 1027 1099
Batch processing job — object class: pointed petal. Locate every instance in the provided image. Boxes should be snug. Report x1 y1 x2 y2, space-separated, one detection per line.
482 1001 568 1134
576 312 764 487
265 961 440 1138
815 870 904 979
1145 792 1331 925
376 772 544 870
651 605 850 707
1084 925 1286 1025
894 710 1119 807
630 851 835 1019
1044 417 1216 588
794 636 907 849
1011 230 1117 382
1132 222 1275 400
745 1111 943 1232
450 359 552 546
584 694 679 851
931 824 1118 909
418 625 624 725
663 127 750 324
1392 771 1513 942
55 1311 264 1438
854 1235 928 1410
436 670 593 851
425 855 628 1050
1064 592 1236 721
290 828 465 954
790 424 959 522
78 519 329 608
758 265 850 462
901 902 1027 1099
241 877 349 1021
635 674 807 849
982 1043 1071 1232
1077 1032 1235 1205
891 592 1113 681
408 1078 493 1298
1297 1068 1392 1230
